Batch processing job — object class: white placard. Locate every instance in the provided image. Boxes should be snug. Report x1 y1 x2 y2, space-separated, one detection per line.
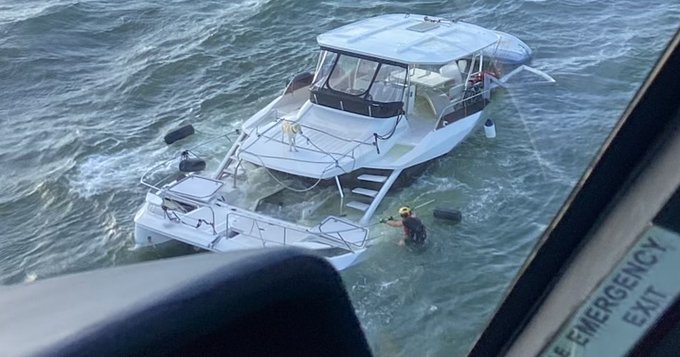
542 225 680 357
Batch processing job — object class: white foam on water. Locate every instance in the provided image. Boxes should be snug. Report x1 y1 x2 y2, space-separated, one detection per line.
379 278 399 289
68 147 166 199
23 272 38 283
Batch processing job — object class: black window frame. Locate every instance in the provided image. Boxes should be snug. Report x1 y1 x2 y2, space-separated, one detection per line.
310 48 407 118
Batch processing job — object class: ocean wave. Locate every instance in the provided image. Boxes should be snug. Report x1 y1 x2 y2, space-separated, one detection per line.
67 147 160 198
0 1 78 26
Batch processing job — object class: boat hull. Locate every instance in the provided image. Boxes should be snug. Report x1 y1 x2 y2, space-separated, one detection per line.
133 203 366 271
133 203 173 248
133 224 173 248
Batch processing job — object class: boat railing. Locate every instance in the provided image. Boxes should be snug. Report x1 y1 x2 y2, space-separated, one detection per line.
311 216 369 249
433 83 491 131
240 115 374 173
214 210 368 252
332 136 372 172
140 159 183 191
431 65 557 130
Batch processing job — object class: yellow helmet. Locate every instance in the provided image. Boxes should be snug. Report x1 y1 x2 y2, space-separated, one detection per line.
399 206 411 217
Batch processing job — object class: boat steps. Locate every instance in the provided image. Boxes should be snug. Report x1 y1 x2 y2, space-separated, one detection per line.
351 187 378 198
357 174 388 183
346 201 370 212
218 154 243 180
346 171 395 213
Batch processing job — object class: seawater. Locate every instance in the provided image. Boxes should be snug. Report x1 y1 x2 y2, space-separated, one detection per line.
1 1 678 355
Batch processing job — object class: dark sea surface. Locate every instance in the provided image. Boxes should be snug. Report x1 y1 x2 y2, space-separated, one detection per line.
1 1 679 355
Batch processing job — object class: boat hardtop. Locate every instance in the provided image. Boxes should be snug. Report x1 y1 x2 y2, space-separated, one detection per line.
317 14 501 65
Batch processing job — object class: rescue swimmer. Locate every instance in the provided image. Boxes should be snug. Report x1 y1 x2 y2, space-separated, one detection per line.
381 206 427 248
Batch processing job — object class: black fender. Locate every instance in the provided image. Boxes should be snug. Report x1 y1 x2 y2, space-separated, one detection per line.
433 207 462 224
164 124 195 144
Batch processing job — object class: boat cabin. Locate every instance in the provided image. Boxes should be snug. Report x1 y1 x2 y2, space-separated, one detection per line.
312 14 501 122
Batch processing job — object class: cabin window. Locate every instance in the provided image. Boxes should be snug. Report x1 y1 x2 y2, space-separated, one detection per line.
313 51 407 102
310 50 408 118
312 51 338 88
327 56 379 95
368 64 407 103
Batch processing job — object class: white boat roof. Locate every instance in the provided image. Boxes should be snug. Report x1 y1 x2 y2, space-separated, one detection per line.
317 14 501 65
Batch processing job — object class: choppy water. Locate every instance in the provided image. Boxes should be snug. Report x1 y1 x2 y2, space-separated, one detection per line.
1 1 678 355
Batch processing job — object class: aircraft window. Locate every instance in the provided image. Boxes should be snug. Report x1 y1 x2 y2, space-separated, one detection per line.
1 4 679 357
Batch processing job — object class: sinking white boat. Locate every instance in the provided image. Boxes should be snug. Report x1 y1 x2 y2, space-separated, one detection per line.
134 14 553 271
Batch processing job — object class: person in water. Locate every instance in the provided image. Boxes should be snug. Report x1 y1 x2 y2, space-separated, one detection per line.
381 207 427 247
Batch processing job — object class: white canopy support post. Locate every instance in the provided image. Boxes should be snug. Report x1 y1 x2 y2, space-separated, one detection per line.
335 176 344 215
485 73 506 91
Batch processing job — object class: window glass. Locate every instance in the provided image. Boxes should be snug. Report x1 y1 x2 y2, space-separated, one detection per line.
327 55 379 96
312 50 337 89
368 64 406 103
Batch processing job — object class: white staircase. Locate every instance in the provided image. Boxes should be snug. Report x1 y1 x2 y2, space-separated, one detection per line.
346 201 370 211
217 154 241 180
345 170 403 224
345 174 389 213
355 174 388 183
351 187 378 198
214 131 247 181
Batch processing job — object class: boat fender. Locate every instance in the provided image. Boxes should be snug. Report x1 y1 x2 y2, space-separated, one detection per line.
164 124 195 144
179 158 206 173
484 119 496 139
433 207 462 224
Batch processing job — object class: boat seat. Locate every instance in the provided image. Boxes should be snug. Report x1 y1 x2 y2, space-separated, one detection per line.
440 62 466 99
457 59 469 74
369 81 405 103
439 62 463 84
420 89 453 119
448 83 465 101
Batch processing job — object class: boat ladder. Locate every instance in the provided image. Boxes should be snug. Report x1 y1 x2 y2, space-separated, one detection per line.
214 131 248 183
345 169 403 225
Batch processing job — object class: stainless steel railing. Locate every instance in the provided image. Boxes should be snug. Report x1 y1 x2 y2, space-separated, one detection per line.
212 210 368 251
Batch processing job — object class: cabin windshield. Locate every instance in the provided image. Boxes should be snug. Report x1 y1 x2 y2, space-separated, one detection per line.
310 50 408 118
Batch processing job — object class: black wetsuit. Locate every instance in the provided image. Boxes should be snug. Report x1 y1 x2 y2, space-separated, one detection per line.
402 216 427 246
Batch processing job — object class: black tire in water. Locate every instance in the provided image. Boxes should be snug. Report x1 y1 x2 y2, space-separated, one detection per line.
433 207 462 224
